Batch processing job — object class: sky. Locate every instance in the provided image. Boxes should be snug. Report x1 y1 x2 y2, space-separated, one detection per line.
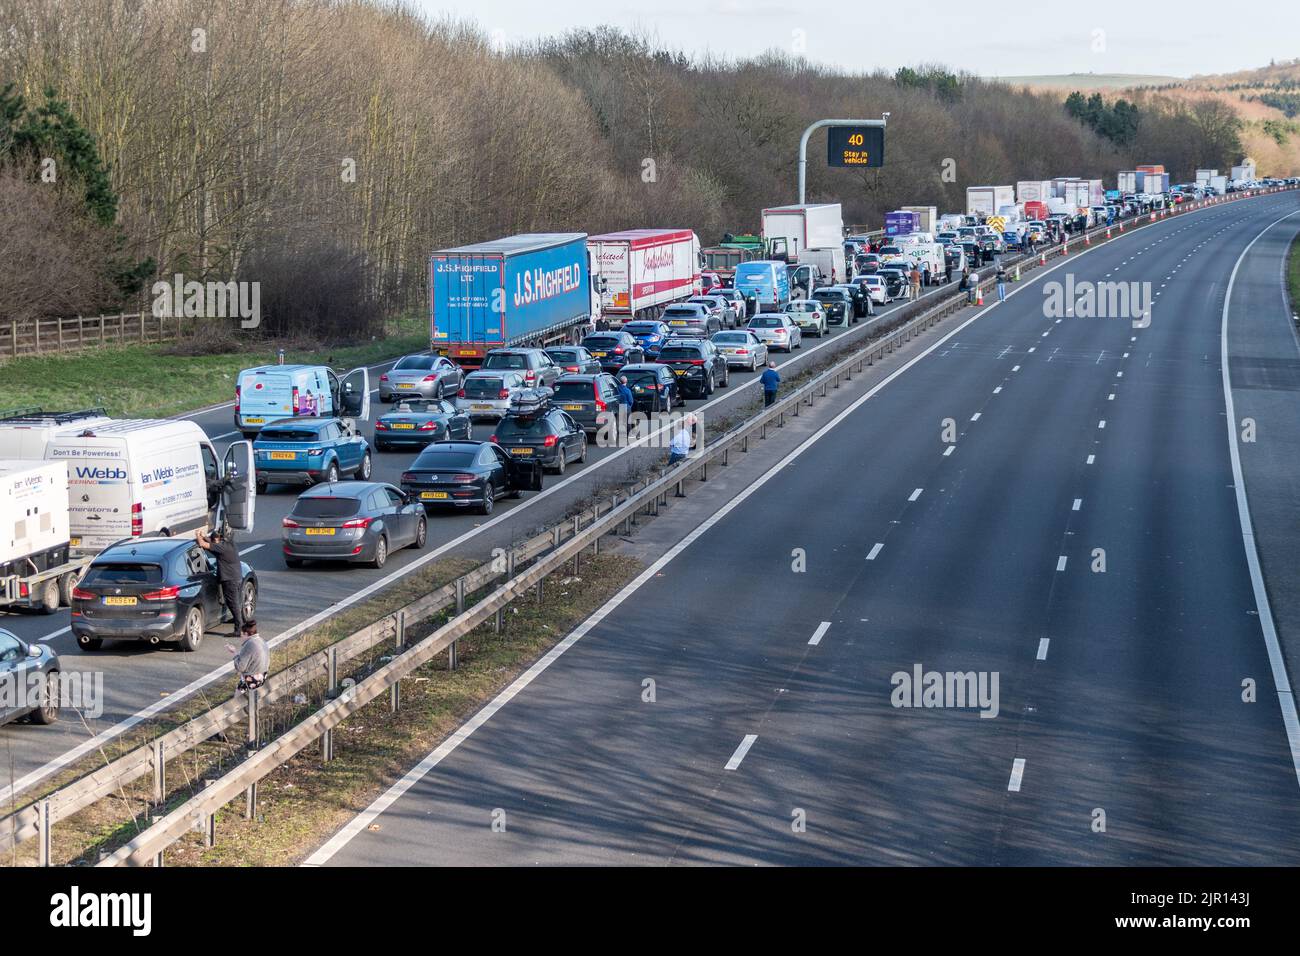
411 0 1300 79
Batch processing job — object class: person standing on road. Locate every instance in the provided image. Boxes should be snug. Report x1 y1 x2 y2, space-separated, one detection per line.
760 360 781 408
617 375 634 423
226 620 269 691
196 526 243 633
996 266 1008 302
909 266 922 300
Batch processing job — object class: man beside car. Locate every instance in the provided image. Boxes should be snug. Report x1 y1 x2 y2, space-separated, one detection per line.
196 526 243 633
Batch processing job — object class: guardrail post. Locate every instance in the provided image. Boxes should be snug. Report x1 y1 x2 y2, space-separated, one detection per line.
152 739 166 809
455 577 465 614
203 779 216 848
391 612 404 713
38 799 51 866
449 638 458 671
323 647 336 764
675 479 685 498
742 434 749 452
572 516 582 574
245 688 259 819
701 462 708 482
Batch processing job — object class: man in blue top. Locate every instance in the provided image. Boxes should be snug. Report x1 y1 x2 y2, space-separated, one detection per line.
760 361 780 407
617 376 634 415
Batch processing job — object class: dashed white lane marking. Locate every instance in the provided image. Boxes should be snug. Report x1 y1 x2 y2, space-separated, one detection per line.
1108 393 1115 401
1122 352 1130 358
1036 638 1050 661
38 626 71 643
808 622 831 646
943 446 955 457
239 544 264 556
1098 420 1106 429
993 386 1002 394
213 431 239 441
1072 499 1082 511
1087 455 1095 464
1012 365 1021 372
1028 347 1036 353
1008 758 1027 792
866 543 885 561
1116 371 1124 378
970 412 981 421
725 734 759 771
909 488 923 502
1056 556 1068 571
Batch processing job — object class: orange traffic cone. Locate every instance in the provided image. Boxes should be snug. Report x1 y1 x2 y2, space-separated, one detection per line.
975 286 984 306
1085 232 1091 245
1039 250 1046 265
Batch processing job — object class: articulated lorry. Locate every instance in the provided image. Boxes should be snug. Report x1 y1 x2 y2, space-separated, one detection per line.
430 233 599 365
966 186 1015 219
587 229 701 326
761 203 849 282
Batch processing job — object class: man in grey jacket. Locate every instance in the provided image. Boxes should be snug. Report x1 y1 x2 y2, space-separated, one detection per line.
227 620 269 690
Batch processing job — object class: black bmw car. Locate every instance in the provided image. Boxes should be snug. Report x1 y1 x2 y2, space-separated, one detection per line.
72 537 258 652
400 441 542 516
373 398 472 451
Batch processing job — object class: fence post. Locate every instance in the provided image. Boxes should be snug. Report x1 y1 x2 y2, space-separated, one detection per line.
244 688 259 819
322 647 337 763
455 576 465 613
202 779 216 848
391 612 404 713
152 739 166 808
33 318 39 354
139 312 146 342
38 799 51 867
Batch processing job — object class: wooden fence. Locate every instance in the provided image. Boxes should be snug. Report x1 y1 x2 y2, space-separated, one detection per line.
0 312 197 361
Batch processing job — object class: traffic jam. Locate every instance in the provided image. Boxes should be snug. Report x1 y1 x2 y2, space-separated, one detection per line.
4 167 1292 729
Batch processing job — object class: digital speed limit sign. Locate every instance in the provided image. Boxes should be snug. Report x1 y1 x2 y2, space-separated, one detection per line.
827 126 884 167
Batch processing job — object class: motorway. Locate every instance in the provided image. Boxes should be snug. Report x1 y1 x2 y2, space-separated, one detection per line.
0 259 962 801
304 191 1300 865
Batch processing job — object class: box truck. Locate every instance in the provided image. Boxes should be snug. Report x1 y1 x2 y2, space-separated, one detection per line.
900 206 938 234
1016 181 1053 203
0 459 87 612
1137 171 1170 194
966 186 1015 218
1209 175 1228 194
430 233 599 365
587 229 701 325
1196 169 1218 185
1117 171 1138 194
761 203 847 281
1231 163 1256 182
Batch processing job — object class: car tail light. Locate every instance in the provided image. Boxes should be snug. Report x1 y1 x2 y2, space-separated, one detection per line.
498 389 510 399
613 347 624 354
451 474 475 483
292 385 300 415
422 375 438 382
736 349 749 355
543 435 559 447
595 399 607 411
72 587 95 601
131 502 143 537
565 366 579 373
457 388 466 398
375 420 389 430
341 517 373 528
141 586 182 601
379 373 389 382
489 434 499 443
524 370 537 383
282 517 300 528
234 385 241 413
401 472 417 483
419 421 437 430
689 359 705 365
308 448 323 456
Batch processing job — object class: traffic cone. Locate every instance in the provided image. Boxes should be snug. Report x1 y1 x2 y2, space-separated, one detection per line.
1106 226 1112 238
1014 264 1020 281
975 286 984 306
1039 250 1046 265
1085 232 1091 245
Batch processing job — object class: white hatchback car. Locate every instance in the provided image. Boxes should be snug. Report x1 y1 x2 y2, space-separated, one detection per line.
783 300 828 337
747 313 803 352
859 275 889 304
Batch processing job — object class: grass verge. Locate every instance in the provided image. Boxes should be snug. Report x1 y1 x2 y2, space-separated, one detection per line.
1287 234 1300 319
0 316 428 419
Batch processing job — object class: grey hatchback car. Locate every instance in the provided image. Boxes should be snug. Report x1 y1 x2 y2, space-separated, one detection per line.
282 481 428 569
0 628 60 726
379 354 464 402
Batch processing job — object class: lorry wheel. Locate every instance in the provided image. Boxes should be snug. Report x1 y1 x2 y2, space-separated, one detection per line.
179 607 205 652
38 578 59 615
58 570 82 607
77 634 102 651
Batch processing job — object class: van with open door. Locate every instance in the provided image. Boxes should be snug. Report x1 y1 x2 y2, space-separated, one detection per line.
234 364 372 438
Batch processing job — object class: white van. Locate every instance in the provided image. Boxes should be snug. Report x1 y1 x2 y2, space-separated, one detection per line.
0 415 222 554
235 364 371 438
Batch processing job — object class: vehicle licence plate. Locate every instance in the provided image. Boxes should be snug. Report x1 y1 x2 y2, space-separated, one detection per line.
421 491 449 500
103 596 137 606
69 537 81 548
244 417 265 424
511 447 533 455
392 423 415 429
396 383 414 389
669 320 687 326
305 527 336 536
270 451 296 460
472 404 493 411
562 404 584 411
674 369 688 376
592 351 607 357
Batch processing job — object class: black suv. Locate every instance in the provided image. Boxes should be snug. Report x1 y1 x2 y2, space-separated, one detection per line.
655 339 729 397
580 332 646 373
492 406 588 475
72 537 258 652
480 348 561 389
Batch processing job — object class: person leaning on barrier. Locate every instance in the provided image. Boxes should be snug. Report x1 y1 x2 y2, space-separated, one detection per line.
668 414 696 466
227 620 269 692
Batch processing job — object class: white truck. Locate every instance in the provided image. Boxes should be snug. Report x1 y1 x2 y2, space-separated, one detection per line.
965 186 1015 219
586 229 701 326
762 203 848 281
891 232 946 285
1117 171 1139 194
1231 163 1256 183
900 206 939 235
1015 181 1053 203
0 459 88 612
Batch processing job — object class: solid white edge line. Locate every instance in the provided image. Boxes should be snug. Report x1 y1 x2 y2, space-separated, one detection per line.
38 626 70 643
1218 206 1300 790
724 734 759 771
808 621 832 646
